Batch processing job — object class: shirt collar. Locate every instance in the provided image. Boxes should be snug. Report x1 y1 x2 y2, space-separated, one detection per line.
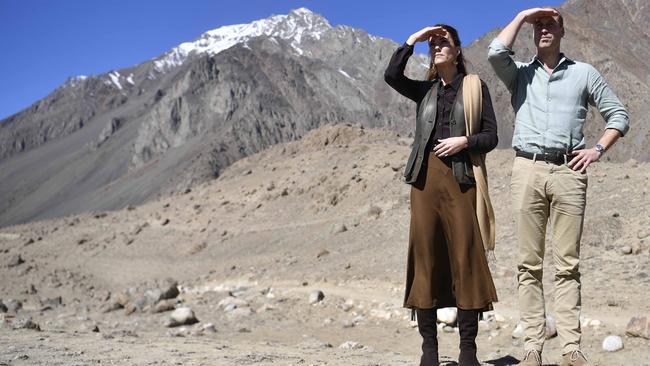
532 53 573 68
438 72 465 91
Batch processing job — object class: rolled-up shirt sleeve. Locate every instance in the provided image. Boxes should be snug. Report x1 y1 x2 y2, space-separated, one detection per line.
586 65 630 136
487 38 519 93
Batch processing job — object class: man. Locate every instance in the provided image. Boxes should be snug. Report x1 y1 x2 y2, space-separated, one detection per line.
487 7 629 366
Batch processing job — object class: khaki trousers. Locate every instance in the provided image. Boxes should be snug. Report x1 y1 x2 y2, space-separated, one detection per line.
511 157 587 353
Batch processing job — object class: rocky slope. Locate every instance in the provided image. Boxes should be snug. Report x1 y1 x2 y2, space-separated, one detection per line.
0 124 649 365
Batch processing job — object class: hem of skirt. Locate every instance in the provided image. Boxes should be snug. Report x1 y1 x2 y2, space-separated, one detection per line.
404 297 497 312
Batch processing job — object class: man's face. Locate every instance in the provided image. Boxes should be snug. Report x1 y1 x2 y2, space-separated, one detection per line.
533 16 564 51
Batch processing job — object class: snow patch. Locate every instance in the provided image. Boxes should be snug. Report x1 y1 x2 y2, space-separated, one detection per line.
108 71 123 90
338 68 353 80
152 7 331 71
126 73 135 85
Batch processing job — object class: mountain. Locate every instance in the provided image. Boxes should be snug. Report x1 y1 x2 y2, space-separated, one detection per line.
0 8 428 227
1 1 647 227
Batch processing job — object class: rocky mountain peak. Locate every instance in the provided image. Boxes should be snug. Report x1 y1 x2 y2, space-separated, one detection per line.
152 7 332 71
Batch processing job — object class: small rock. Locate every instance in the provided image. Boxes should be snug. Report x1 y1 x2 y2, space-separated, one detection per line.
341 300 354 312
545 314 557 339
589 319 602 327
437 307 457 326
626 316 650 339
367 205 382 218
166 307 199 327
332 223 348 234
316 249 330 258
339 341 363 350
11 317 40 331
342 320 355 328
151 299 176 313
0 302 7 313
620 245 633 255
115 292 130 307
443 325 455 333
7 254 24 267
602 335 624 352
218 296 248 310
101 302 122 313
201 323 217 333
228 307 253 317
4 299 22 313
160 218 170 226
26 284 37 295
309 290 325 304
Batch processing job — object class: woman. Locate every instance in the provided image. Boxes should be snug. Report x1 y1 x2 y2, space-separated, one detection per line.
384 25 498 366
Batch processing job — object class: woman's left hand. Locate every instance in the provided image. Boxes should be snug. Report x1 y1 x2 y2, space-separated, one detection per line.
433 137 468 157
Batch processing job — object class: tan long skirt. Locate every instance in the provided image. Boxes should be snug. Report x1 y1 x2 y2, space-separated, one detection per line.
404 152 498 311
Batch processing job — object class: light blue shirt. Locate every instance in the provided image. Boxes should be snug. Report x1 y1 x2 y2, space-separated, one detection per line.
488 38 629 153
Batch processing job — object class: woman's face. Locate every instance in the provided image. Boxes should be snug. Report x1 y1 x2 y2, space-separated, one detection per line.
429 33 459 67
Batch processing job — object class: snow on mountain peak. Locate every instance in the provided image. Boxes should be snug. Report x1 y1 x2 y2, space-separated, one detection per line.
153 8 331 72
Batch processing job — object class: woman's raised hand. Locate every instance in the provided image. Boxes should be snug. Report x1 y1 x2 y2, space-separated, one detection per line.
406 26 447 46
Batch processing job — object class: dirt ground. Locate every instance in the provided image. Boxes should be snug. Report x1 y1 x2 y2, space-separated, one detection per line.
1 125 649 365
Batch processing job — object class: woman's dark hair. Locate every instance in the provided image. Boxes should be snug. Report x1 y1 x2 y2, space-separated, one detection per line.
425 24 467 81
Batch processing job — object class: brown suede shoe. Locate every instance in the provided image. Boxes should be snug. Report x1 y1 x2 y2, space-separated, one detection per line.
518 349 542 366
561 350 591 366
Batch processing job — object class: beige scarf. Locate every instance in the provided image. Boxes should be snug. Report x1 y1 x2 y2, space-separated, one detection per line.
462 74 496 252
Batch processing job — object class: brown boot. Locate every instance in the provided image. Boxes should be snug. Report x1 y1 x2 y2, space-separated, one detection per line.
560 350 591 366
457 309 480 366
416 308 439 366
518 349 542 366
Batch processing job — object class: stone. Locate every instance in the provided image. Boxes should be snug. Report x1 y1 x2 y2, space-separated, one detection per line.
4 299 22 313
166 307 199 327
217 296 248 310
0 302 7 313
309 290 325 304
151 299 176 313
7 254 24 267
228 307 253 317
115 292 130 307
443 325 455 333
159 278 180 300
101 302 122 313
437 307 457 326
201 323 217 333
625 316 650 339
338 341 363 350
341 300 354 312
620 245 633 255
545 314 557 339
342 320 355 328
370 309 392 320
332 223 348 234
11 317 40 331
316 249 330 258
602 335 624 352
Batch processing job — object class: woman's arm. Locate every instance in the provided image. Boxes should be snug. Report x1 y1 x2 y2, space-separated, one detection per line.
467 81 498 153
383 44 430 102
384 26 445 102
433 81 498 157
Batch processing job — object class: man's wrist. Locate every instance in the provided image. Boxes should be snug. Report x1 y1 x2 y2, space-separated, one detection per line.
594 143 606 155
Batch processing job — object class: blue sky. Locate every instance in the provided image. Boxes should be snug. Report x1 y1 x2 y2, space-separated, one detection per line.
0 0 563 120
